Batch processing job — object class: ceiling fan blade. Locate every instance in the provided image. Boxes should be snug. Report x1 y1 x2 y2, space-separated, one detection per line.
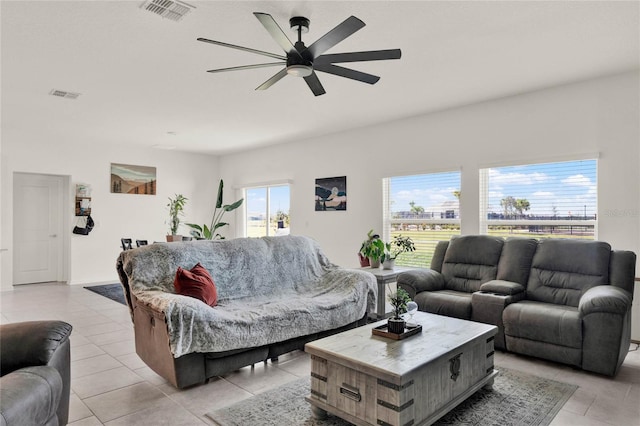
303 72 326 96
256 68 288 91
314 49 401 64
206 62 285 73
314 63 380 85
197 38 286 61
253 13 303 59
306 16 365 59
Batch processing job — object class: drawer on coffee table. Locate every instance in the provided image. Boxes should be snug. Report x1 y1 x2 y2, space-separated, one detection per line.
311 356 413 426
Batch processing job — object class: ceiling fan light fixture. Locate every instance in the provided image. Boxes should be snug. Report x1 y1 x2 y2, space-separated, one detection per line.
286 64 313 77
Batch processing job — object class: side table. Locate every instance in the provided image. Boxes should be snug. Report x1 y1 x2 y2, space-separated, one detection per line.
361 266 417 320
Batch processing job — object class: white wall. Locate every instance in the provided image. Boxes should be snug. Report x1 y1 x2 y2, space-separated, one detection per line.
1 137 219 290
221 72 640 272
2 71 637 336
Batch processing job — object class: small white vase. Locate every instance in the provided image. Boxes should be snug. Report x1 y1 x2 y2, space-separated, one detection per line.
382 259 395 270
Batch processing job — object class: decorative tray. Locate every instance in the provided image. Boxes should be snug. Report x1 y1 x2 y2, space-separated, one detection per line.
372 323 422 340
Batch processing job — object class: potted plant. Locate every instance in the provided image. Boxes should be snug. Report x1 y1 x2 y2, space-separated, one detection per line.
359 230 384 268
186 180 243 240
387 287 411 334
167 194 187 242
381 235 416 270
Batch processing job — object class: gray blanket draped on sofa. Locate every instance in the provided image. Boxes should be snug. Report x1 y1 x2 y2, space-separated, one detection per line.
117 235 376 388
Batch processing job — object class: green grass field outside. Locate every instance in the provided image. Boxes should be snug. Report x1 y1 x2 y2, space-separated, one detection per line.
248 220 593 268
392 226 594 268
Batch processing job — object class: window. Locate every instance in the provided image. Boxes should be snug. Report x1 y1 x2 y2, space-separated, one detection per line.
244 184 290 237
383 171 461 267
479 159 597 239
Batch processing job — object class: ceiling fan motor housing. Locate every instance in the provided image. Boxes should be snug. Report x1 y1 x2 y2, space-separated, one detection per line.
286 16 313 76
288 42 314 66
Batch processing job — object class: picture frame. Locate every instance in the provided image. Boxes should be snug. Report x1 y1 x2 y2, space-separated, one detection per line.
315 176 347 211
110 163 157 195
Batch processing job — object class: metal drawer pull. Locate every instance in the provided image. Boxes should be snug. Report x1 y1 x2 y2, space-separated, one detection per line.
340 383 362 402
449 353 462 381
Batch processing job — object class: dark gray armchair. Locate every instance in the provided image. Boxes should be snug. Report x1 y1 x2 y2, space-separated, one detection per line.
0 320 73 426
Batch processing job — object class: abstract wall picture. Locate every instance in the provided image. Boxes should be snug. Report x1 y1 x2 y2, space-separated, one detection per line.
315 176 347 211
110 163 157 195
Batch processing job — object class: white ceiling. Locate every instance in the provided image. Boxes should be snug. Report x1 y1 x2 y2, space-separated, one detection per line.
2 1 638 155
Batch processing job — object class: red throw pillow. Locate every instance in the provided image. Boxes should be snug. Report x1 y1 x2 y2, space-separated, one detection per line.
174 263 217 307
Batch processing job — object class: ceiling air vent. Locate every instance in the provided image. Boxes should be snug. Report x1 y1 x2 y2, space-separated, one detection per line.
141 0 195 22
49 89 81 100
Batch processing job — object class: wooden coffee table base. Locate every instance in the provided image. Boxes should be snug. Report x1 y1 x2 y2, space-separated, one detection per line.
305 312 498 426
306 371 497 426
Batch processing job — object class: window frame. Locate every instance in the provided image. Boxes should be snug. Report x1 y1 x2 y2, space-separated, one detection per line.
240 181 291 238
383 170 462 267
478 156 598 239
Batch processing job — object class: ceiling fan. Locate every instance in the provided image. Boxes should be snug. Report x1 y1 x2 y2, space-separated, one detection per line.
197 12 401 96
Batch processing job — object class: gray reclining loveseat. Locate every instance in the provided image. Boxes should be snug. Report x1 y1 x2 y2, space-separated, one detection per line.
397 235 636 376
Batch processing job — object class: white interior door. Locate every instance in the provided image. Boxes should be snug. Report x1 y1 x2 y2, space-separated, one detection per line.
13 173 64 284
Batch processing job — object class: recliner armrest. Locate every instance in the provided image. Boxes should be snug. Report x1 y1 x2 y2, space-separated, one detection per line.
0 365 63 426
0 321 72 376
397 269 444 299
579 285 632 316
479 280 525 296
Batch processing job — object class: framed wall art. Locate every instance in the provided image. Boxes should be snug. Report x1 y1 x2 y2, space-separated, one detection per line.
315 176 347 211
110 163 157 195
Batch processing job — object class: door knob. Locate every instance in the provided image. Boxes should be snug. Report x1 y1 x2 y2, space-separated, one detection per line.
49 234 58 238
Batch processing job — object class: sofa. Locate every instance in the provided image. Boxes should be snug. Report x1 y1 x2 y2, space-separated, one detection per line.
397 235 636 376
0 320 73 426
116 235 376 388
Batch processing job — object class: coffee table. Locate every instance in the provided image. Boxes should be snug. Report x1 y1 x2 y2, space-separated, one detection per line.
305 312 498 426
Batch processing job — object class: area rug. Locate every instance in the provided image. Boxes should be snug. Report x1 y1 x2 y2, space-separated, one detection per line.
206 367 576 426
84 283 126 305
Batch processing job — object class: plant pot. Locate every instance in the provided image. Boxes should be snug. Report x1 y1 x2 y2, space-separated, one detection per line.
387 317 405 334
382 259 395 270
369 257 381 268
166 234 182 242
358 253 370 267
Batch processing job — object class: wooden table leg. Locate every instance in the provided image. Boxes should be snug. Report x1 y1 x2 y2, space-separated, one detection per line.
484 377 494 390
376 277 386 319
310 405 327 420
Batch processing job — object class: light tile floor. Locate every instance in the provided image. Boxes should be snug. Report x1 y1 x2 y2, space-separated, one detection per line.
1 282 639 425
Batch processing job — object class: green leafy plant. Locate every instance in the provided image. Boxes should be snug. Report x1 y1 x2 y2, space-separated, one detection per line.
381 235 415 263
388 287 411 319
186 180 243 240
167 194 187 235
359 230 384 261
